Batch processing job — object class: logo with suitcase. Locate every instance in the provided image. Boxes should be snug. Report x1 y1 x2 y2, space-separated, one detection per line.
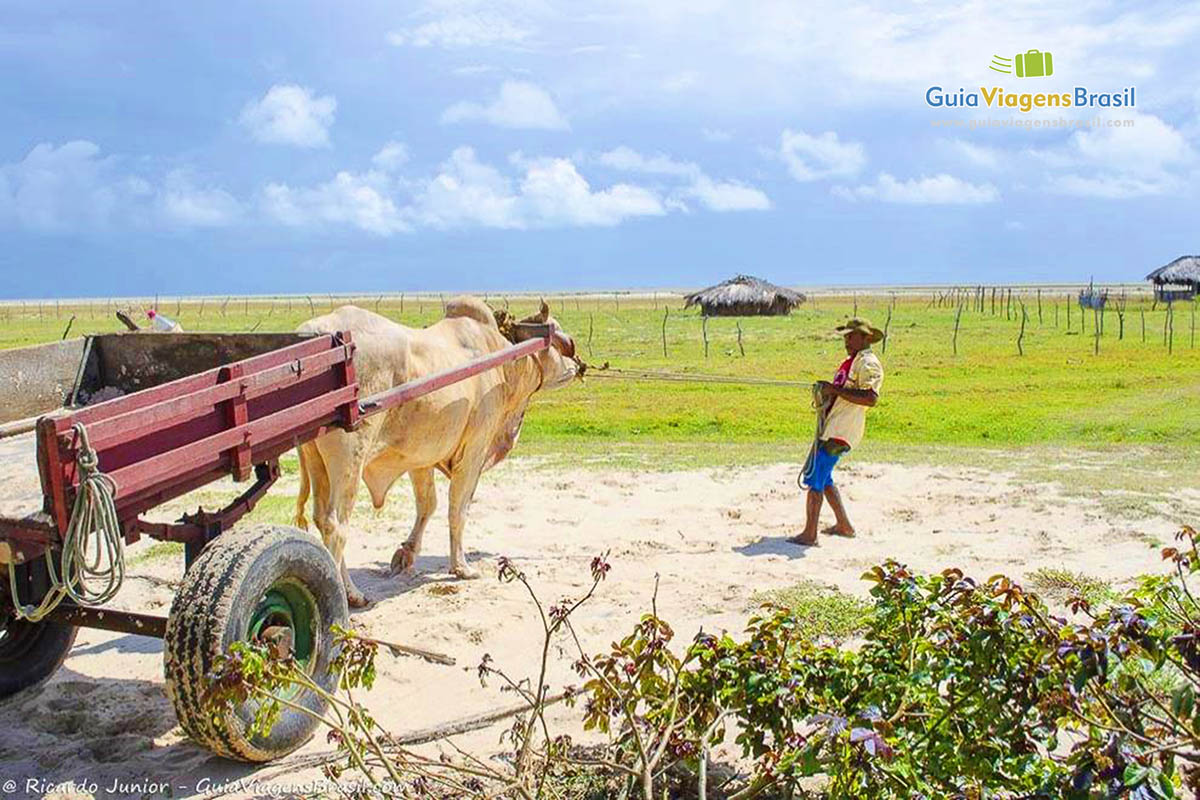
989 50 1054 78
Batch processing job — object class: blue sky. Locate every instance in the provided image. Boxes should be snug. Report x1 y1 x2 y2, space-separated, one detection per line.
1 1 1198 297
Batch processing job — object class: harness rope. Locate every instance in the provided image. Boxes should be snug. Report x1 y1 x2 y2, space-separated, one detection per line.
582 363 825 488
8 422 124 622
582 366 802 388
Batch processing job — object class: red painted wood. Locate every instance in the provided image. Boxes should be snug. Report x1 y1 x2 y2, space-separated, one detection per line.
105 385 357 499
63 335 333 427
81 345 350 451
222 363 252 481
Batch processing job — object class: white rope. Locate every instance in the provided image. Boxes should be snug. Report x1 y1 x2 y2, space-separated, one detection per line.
584 366 801 387
8 422 125 622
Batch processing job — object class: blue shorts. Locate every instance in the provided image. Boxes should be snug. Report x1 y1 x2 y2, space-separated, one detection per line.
803 443 843 491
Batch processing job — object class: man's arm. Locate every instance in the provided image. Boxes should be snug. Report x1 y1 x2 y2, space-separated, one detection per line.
822 384 878 407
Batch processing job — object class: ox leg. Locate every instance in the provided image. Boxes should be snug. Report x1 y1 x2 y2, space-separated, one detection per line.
313 434 369 608
390 468 437 574
448 461 485 579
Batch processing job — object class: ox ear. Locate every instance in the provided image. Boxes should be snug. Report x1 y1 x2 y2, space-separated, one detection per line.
523 299 550 324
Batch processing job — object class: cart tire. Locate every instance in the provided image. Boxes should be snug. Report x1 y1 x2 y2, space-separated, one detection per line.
164 525 348 762
0 615 77 699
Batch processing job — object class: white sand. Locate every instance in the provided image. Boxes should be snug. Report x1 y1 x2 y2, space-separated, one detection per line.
0 432 1191 799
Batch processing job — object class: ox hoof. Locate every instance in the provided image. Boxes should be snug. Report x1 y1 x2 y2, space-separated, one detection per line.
346 589 369 609
389 545 416 575
451 564 481 580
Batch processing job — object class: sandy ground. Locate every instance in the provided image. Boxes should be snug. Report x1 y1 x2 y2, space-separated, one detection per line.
0 433 1195 799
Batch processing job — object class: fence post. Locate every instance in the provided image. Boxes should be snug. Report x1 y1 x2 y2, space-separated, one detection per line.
882 305 893 354
736 320 745 357
1018 305 1027 356
702 315 709 358
1037 289 1043 325
952 303 963 355
661 308 668 358
587 313 594 358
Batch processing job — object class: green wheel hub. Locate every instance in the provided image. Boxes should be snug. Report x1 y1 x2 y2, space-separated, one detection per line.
248 579 317 670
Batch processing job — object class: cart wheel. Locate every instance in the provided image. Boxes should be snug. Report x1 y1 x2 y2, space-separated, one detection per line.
0 614 77 699
164 525 348 762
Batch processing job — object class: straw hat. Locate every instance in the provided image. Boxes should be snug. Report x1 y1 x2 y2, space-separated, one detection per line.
835 317 884 344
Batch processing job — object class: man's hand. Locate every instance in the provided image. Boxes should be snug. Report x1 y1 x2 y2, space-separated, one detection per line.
817 381 837 401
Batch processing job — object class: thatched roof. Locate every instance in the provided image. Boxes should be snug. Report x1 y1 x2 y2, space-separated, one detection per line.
683 275 805 316
1146 256 1200 286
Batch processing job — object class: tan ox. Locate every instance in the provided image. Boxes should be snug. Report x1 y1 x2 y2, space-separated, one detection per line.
293 298 577 606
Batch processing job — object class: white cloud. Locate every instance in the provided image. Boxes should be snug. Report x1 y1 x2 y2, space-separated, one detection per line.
450 64 500 76
257 146 674 234
834 173 999 204
387 13 531 48
597 146 770 211
1047 174 1170 200
160 171 241 227
688 176 771 211
239 84 337 148
662 70 700 92
701 128 733 142
943 139 1002 169
517 156 665 226
372 141 410 171
598 146 696 177
1036 111 1195 198
0 141 124 231
779 129 866 182
262 171 408 235
411 147 663 229
0 141 240 232
442 80 568 130
411 147 521 229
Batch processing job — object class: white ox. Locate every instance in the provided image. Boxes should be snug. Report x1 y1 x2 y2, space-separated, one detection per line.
293 298 577 606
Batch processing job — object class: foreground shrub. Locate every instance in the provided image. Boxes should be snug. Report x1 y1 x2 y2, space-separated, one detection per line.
206 527 1200 799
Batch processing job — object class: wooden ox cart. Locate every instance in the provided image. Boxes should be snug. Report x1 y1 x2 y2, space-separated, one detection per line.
0 328 549 761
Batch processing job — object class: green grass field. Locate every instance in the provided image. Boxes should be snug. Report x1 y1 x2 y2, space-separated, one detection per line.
3 289 1198 465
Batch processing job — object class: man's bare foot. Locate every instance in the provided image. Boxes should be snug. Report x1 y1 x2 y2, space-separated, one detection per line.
787 533 819 546
822 525 856 538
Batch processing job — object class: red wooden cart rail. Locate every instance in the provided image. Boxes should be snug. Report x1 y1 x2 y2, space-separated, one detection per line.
0 327 550 636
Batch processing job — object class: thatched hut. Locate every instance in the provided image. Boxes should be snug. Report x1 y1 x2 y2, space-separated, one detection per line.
1146 256 1200 302
683 274 805 316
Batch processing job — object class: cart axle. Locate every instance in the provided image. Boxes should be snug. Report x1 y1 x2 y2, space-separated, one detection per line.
42 605 167 638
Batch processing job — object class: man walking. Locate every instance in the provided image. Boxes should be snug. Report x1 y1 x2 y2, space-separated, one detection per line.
791 318 884 546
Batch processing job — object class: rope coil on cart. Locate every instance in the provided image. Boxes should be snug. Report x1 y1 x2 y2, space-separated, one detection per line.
7 422 125 622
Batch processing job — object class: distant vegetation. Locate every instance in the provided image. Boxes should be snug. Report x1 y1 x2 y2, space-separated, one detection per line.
3 288 1198 451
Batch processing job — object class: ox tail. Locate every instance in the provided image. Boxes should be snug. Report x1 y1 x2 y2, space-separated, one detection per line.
294 445 311 531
